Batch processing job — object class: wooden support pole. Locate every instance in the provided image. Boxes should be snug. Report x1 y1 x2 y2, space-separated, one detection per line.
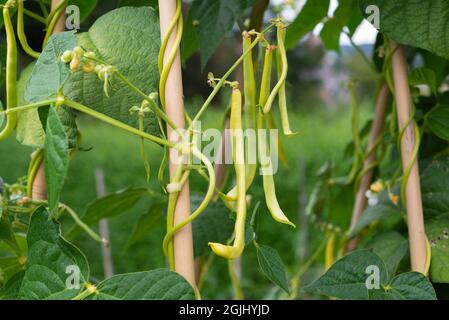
158 0 196 286
347 84 389 251
32 0 67 201
390 41 427 273
95 168 114 278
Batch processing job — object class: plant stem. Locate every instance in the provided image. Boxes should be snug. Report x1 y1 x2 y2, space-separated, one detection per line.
23 8 47 24
114 71 178 130
190 36 262 126
63 99 175 148
228 259 244 300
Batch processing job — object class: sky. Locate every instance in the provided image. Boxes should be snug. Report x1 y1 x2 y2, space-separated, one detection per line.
273 0 378 46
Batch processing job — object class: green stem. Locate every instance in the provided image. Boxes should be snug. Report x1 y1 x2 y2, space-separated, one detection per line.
190 35 262 126
1 99 57 116
163 148 216 259
228 259 244 300
114 71 177 130
23 8 47 24
43 1 66 47
63 99 175 148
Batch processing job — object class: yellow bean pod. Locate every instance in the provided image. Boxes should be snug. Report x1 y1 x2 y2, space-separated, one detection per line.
0 5 18 141
210 87 247 259
225 32 258 206
275 24 296 136
325 232 336 270
258 111 295 228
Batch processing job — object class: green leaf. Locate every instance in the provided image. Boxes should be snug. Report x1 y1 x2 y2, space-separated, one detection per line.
191 195 235 257
88 269 195 300
191 0 257 69
365 231 408 278
44 107 69 217
409 67 437 95
181 9 199 62
0 271 24 300
285 0 330 49
118 0 157 7
26 32 75 103
320 18 341 52
426 216 449 283
255 243 290 294
126 202 166 247
360 0 449 60
318 0 362 53
21 32 78 148
63 7 161 137
425 105 449 141
304 250 388 299
349 204 403 238
66 187 154 238
420 158 449 219
381 272 436 300
18 207 90 300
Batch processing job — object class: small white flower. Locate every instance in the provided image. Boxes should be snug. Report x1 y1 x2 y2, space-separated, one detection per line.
365 190 379 207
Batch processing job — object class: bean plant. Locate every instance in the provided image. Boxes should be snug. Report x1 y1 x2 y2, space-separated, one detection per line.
0 0 448 301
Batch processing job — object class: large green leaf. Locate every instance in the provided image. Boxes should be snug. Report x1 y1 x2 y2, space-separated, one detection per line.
20 32 78 148
191 195 234 257
63 7 161 137
126 202 166 247
0 271 24 300
305 250 436 300
87 269 195 300
190 0 257 68
420 158 449 219
348 203 403 238
285 0 330 49
66 187 156 238
304 250 388 299
44 107 69 217
255 243 290 294
425 105 449 141
18 207 90 300
426 216 449 283
320 18 342 52
360 0 449 60
365 231 408 278
26 32 75 103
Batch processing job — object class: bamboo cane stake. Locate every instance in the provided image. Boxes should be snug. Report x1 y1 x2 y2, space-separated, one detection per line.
95 168 114 278
347 84 389 251
390 41 427 273
32 0 67 201
158 0 196 286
